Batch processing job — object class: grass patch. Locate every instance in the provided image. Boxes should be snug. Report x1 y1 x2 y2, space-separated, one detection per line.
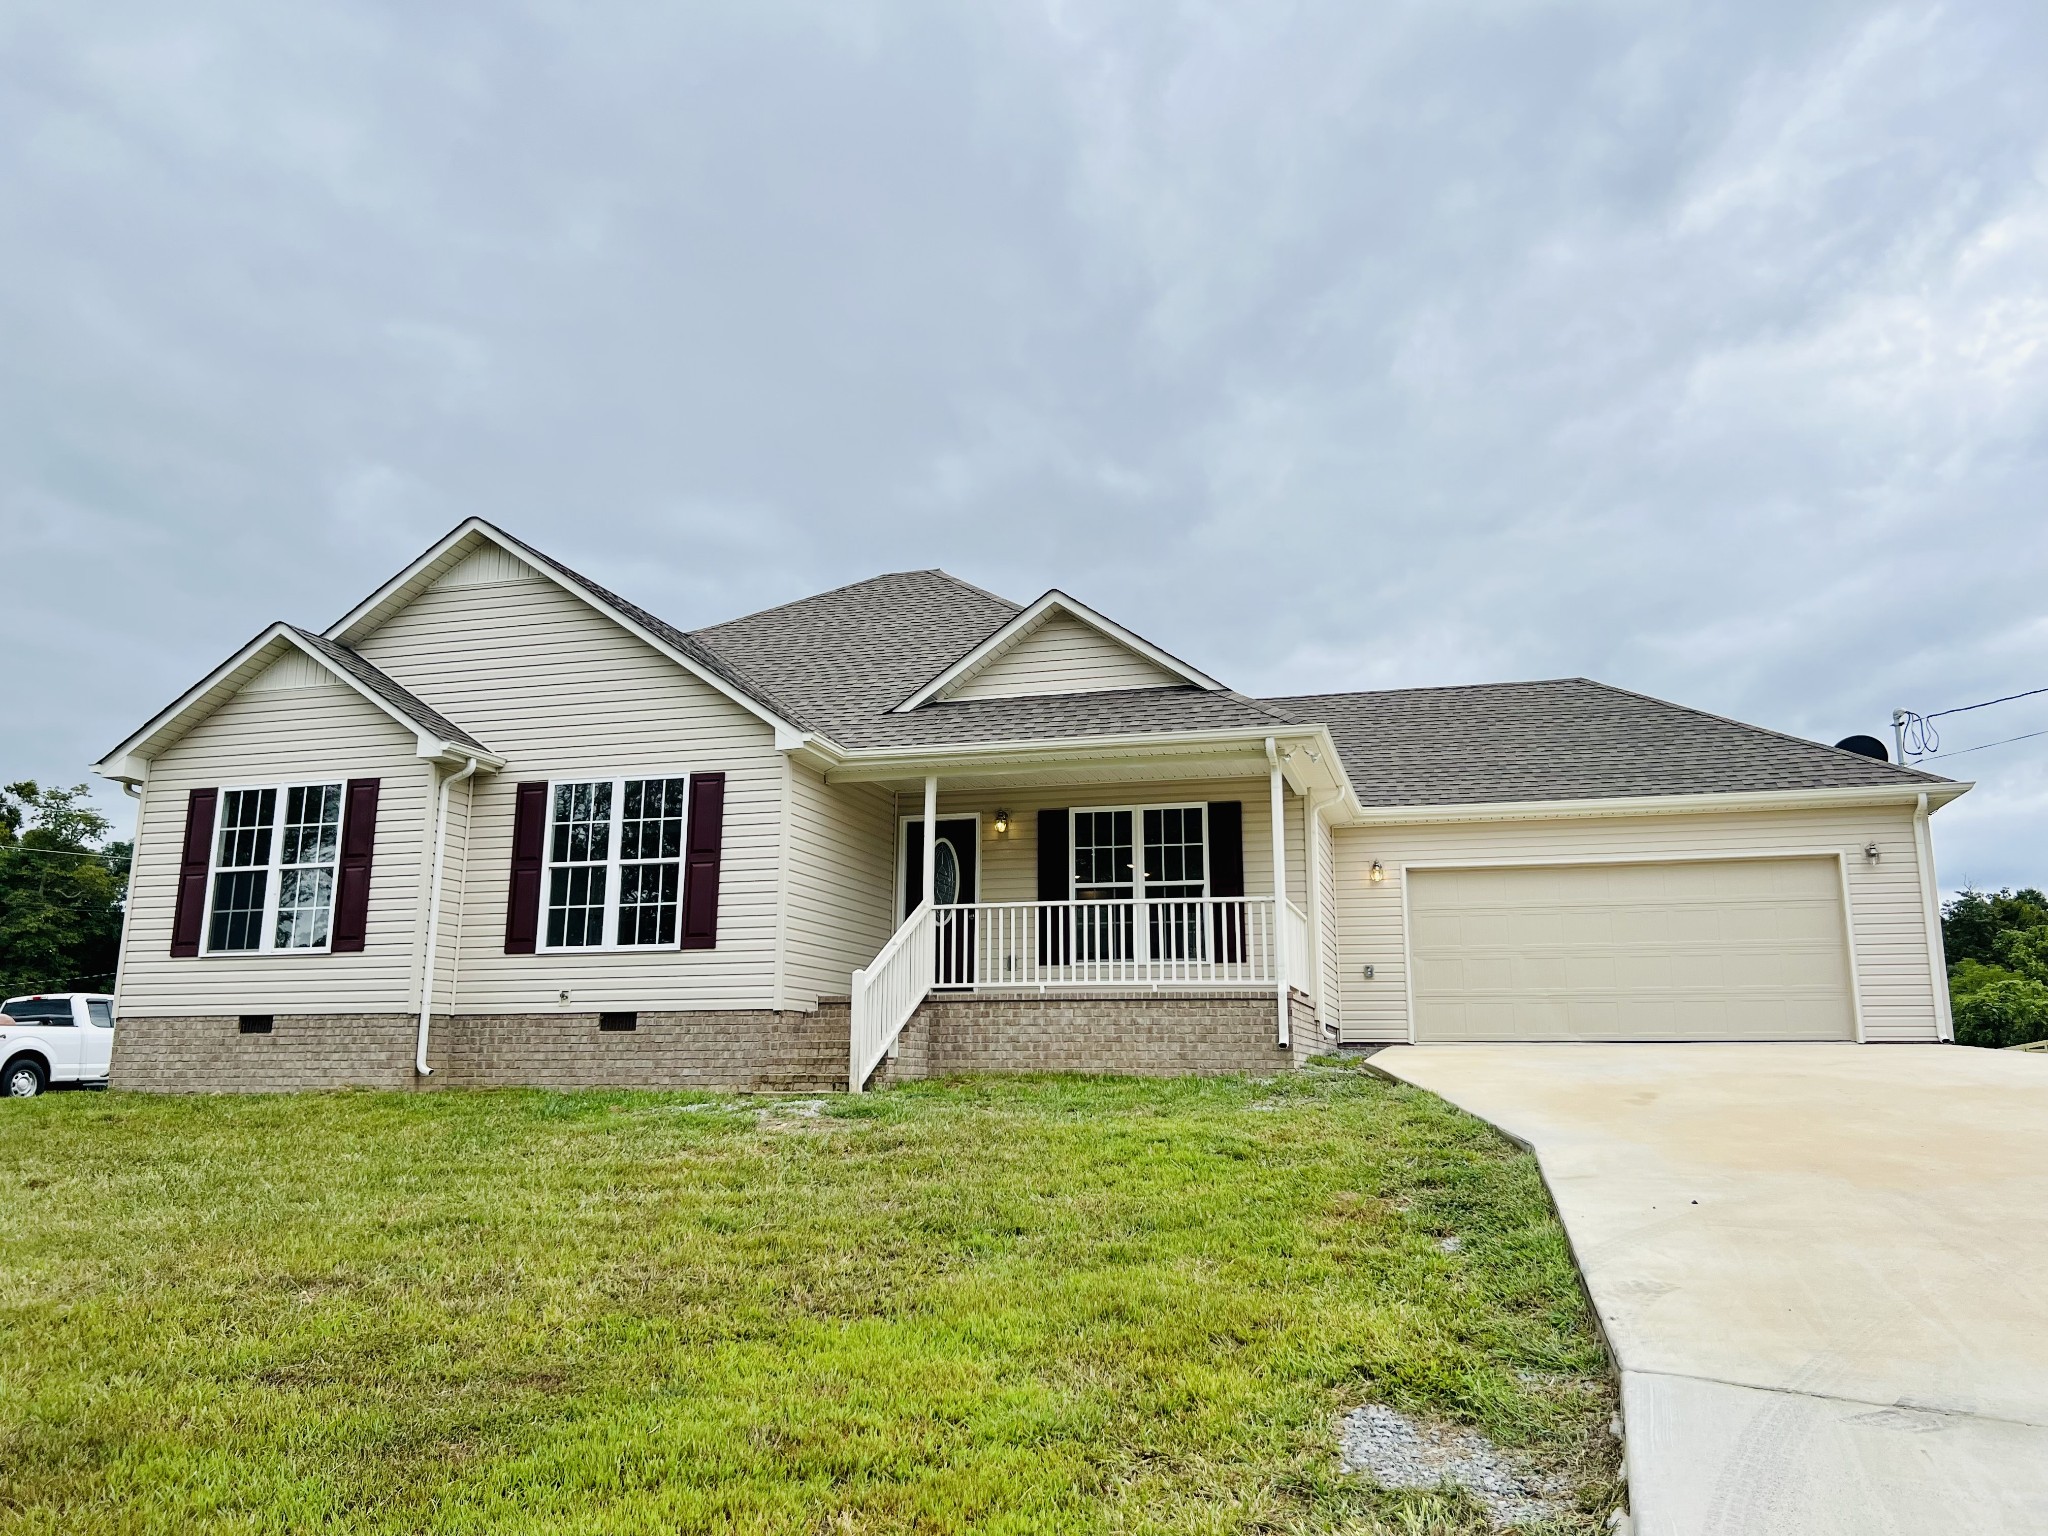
0 1068 1617 1533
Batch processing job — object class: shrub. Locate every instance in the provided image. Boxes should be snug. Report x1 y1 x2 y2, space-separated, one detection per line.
1952 975 2048 1050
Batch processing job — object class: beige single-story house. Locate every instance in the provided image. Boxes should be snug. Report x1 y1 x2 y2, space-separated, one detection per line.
94 518 1967 1093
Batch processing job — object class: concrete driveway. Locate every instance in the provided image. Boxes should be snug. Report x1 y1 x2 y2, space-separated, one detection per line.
1370 1044 2048 1536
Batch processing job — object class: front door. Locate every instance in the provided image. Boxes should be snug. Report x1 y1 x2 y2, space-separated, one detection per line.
903 819 978 984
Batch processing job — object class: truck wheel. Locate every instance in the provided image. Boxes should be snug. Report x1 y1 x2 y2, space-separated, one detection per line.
4 1058 46 1098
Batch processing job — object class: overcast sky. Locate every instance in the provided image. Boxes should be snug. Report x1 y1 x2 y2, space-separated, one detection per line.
4 1 2045 890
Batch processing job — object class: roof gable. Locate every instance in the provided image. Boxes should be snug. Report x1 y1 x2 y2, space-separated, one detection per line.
895 591 1223 712
324 518 804 736
94 624 500 784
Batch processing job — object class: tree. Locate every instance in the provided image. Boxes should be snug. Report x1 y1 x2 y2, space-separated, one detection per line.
0 782 132 997
1941 887 2048 1049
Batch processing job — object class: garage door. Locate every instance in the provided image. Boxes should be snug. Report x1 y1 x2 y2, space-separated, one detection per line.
1409 857 1855 1042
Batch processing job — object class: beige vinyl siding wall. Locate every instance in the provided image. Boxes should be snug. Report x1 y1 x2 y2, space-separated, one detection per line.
1331 802 1943 1045
117 683 434 1016
353 571 784 1012
1315 806 1340 1031
912 778 1307 913
947 612 1182 701
781 767 897 1007
425 773 475 1010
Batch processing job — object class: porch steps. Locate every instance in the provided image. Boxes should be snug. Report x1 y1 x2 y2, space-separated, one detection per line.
752 1001 851 1093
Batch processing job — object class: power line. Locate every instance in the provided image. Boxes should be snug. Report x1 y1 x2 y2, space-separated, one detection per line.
0 845 126 863
1896 683 2048 759
1925 685 2048 721
1920 727 2048 764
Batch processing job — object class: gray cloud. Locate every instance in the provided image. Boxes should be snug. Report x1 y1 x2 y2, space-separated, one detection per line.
4 0 2044 888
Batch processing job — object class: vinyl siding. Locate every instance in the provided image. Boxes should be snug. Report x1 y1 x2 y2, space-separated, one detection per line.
117 683 435 1016
781 767 897 1007
1331 803 1943 1044
352 571 783 1011
947 612 1183 701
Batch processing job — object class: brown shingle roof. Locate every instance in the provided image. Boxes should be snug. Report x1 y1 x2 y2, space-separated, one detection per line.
477 525 1953 805
1263 679 1950 807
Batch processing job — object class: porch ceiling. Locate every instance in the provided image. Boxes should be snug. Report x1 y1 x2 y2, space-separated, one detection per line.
820 729 1350 799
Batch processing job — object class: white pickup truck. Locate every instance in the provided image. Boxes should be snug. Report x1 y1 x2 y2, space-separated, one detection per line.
1 994 115 1098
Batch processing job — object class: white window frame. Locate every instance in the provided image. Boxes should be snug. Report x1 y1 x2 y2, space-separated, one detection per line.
538 772 695 954
200 780 346 956
1068 802 1211 901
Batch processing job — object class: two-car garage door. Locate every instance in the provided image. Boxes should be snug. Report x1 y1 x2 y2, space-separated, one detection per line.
1408 857 1857 1042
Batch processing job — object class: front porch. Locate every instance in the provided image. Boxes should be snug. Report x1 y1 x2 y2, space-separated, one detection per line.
821 731 1347 1091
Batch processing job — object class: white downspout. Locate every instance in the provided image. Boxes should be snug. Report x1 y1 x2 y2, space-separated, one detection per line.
1267 738 1288 1050
416 757 479 1077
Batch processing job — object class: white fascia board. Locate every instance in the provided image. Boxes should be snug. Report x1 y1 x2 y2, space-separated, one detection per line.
1344 781 1972 827
824 724 1350 794
892 590 1226 712
91 624 505 786
322 517 804 740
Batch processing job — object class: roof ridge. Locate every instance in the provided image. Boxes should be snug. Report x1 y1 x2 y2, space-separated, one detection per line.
1262 677 1587 705
690 568 1021 638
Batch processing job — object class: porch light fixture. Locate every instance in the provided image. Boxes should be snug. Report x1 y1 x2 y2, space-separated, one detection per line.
994 809 1011 835
1369 861 1385 883
1864 842 1881 863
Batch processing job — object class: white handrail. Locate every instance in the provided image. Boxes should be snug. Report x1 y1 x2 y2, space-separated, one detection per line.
848 901 936 1093
927 896 1279 990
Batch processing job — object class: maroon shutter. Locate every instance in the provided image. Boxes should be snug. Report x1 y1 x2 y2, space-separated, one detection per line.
1206 801 1245 964
169 787 218 957
1036 808 1070 964
329 778 380 953
679 772 725 950
504 781 549 955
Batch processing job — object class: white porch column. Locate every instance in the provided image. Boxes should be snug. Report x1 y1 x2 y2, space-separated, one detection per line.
1305 789 1324 1018
1267 739 1288 1049
922 774 939 909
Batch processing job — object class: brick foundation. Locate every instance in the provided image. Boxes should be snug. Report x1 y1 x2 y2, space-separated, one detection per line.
113 992 1323 1094
111 1013 419 1093
111 1007 850 1094
428 1007 848 1092
872 990 1320 1086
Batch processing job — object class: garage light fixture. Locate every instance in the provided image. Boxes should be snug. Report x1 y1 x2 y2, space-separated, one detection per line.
1864 842 1881 863
1369 861 1385 883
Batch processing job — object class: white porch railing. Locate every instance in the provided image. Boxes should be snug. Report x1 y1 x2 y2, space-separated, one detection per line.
929 896 1281 990
850 895 1308 1091
848 900 936 1093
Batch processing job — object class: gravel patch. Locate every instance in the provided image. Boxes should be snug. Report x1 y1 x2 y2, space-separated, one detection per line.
1339 1403 1566 1529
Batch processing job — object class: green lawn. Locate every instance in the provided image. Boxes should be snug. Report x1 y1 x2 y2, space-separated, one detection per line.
0 1066 1617 1534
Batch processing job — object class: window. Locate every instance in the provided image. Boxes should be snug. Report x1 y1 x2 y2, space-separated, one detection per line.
1069 804 1207 902
206 783 343 953
544 776 690 949
1069 803 1210 961
87 1001 113 1029
2 999 75 1023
